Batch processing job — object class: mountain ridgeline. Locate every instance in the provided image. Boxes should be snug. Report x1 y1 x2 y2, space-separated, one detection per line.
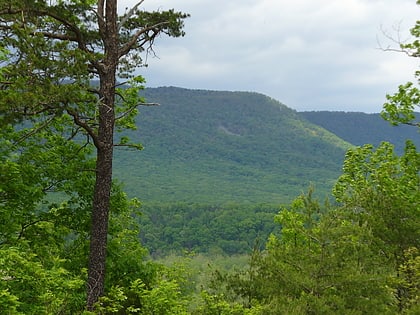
111 87 420 256
114 87 351 204
114 87 418 204
301 111 420 154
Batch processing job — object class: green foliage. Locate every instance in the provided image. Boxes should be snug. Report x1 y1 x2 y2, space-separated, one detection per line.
396 247 420 313
333 141 420 259
333 141 420 311
0 118 95 245
192 290 262 315
0 119 188 313
0 117 94 313
87 266 190 314
0 242 86 314
381 2 420 128
383 82 420 127
138 202 281 257
203 134 419 314
210 189 398 314
301 111 420 154
114 87 350 204
0 0 189 308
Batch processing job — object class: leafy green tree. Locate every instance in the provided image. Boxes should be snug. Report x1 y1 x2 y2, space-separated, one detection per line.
192 290 262 315
264 193 396 314
396 247 420 314
382 0 420 128
0 108 97 312
0 124 186 313
333 141 420 311
0 242 86 314
333 142 419 257
210 189 397 314
0 0 188 308
205 10 420 308
377 4 420 311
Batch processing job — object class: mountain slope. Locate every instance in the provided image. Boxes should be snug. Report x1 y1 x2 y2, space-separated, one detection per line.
114 87 351 204
300 111 420 154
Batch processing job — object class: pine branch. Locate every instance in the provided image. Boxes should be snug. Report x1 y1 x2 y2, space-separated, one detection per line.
66 108 100 149
118 22 169 58
118 0 146 31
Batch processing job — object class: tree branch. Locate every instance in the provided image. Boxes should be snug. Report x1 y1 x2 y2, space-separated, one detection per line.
118 0 146 31
403 121 420 127
17 219 45 241
96 0 105 33
32 30 78 42
115 102 158 121
118 22 169 58
113 143 143 150
377 24 417 57
13 115 55 145
66 108 100 149
0 6 105 72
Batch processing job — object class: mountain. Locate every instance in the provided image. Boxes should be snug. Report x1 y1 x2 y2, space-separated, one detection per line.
300 111 420 154
113 87 350 204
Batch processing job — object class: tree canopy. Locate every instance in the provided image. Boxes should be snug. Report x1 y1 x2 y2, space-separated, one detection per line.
0 0 188 309
0 0 419 314
382 1 420 128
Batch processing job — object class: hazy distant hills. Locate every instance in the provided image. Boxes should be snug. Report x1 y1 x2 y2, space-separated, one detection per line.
301 111 420 154
113 87 417 204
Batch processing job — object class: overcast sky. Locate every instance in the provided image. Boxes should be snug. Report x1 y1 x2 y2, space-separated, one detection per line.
122 0 419 112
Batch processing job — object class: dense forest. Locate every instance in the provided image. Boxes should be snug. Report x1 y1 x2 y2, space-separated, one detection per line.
112 88 420 204
0 0 419 314
114 87 350 204
138 203 281 257
301 111 420 154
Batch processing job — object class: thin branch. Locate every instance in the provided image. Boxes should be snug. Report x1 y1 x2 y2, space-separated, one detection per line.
403 121 420 127
96 0 106 39
113 143 142 149
66 108 100 149
32 30 78 42
43 180 66 193
377 23 417 57
376 39 413 57
12 103 57 116
139 102 160 106
118 0 146 31
34 9 89 51
88 87 101 95
13 115 55 145
115 81 130 87
118 22 169 58
115 102 159 121
17 219 45 241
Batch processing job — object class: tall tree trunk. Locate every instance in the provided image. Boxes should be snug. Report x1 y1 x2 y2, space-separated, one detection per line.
86 0 118 309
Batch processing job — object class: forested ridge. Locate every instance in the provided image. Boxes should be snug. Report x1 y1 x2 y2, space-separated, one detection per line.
114 87 420 204
115 87 420 260
114 87 350 204
301 111 420 154
0 0 419 314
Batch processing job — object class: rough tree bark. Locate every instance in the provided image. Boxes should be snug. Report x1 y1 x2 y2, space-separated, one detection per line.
86 0 118 307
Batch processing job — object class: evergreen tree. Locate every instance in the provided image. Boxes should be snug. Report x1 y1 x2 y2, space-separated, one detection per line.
0 0 188 308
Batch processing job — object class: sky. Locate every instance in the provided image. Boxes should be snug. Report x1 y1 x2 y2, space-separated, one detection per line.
121 0 419 112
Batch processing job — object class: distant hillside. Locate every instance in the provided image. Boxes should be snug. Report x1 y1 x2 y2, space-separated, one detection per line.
300 111 420 154
113 87 350 204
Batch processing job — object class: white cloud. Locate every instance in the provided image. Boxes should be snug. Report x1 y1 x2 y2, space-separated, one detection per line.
121 0 419 112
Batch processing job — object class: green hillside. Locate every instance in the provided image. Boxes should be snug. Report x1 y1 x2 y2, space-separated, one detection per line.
300 111 420 154
114 87 350 204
